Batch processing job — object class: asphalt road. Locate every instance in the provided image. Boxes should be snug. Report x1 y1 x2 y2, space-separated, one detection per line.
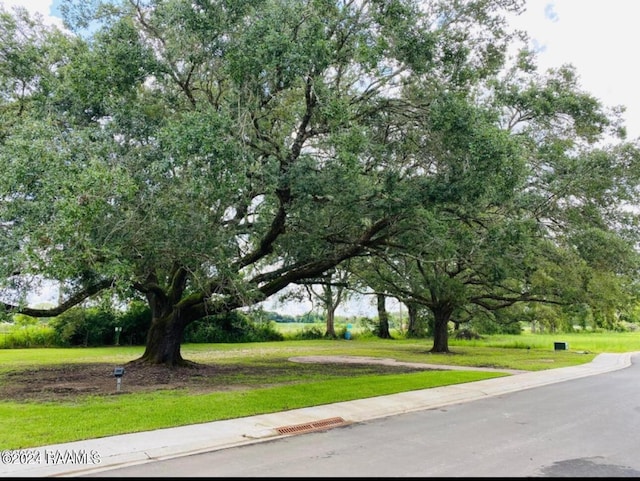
90 352 640 478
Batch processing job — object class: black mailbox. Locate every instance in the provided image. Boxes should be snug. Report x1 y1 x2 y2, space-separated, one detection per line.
113 367 125 378
554 342 569 351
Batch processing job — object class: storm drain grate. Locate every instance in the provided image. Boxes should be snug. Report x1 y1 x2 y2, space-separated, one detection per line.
276 417 347 435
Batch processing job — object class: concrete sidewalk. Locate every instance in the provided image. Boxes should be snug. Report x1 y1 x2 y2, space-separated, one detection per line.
3 352 635 478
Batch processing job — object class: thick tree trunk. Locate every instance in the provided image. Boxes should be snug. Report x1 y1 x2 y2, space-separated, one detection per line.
320 282 340 339
325 306 337 339
430 305 453 353
376 293 392 339
406 302 423 338
137 310 189 367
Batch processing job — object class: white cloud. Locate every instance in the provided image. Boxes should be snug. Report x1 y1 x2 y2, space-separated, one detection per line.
0 0 63 27
511 0 640 140
1 0 50 13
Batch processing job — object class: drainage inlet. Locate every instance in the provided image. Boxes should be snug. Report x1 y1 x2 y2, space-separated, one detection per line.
275 417 348 435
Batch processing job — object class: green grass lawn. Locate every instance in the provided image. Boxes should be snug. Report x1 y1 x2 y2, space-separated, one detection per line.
0 331 638 449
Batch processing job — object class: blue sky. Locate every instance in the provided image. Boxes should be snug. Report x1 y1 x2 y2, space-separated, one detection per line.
509 0 640 140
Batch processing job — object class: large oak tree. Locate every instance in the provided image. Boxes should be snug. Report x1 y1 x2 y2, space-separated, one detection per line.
356 60 640 352
1 0 530 365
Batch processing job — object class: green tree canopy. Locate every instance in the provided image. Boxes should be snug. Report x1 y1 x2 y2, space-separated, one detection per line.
1 0 638 364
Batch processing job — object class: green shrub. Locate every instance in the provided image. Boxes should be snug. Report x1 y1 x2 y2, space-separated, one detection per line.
357 316 377 335
284 325 325 340
470 314 522 335
50 307 116 346
183 310 284 343
0 324 57 348
453 328 483 340
116 301 151 345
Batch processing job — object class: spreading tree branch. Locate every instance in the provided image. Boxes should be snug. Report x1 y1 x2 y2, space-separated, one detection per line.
3 278 115 317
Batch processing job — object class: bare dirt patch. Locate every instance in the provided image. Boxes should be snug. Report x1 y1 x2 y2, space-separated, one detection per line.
0 358 435 403
0 363 225 401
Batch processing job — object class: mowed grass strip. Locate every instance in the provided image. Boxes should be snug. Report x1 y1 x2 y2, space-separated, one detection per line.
0 370 503 449
1 331 638 449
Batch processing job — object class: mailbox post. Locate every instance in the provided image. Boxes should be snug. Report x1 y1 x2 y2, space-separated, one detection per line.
113 367 125 392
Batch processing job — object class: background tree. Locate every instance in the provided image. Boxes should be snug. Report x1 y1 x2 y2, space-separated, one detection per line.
285 266 352 338
360 59 640 352
349 262 396 339
404 301 430 338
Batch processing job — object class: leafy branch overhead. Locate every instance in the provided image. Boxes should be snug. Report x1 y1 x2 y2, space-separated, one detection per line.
1 0 639 364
